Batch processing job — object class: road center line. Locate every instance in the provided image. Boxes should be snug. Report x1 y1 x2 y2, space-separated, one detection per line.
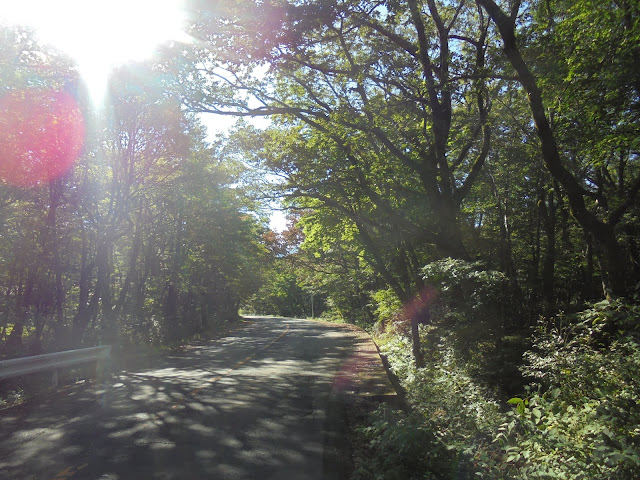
179 323 291 401
202 323 291 388
52 324 291 479
51 463 87 480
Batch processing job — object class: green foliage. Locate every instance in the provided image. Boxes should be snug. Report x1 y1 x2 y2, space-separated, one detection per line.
261 210 376 326
421 258 515 322
368 298 640 480
490 389 640 479
245 270 312 318
372 267 509 477
421 258 525 391
351 260 522 477
353 406 446 480
2 2 640 476
485 299 640 479
533 0 640 164
381 328 504 440
523 300 640 394
0 39 269 355
371 288 404 328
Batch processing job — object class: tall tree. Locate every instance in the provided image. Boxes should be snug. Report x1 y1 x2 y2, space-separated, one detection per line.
177 0 509 363
477 0 640 297
179 0 497 261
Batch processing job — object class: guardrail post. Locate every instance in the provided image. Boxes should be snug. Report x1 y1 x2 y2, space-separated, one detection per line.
97 357 106 384
52 368 59 388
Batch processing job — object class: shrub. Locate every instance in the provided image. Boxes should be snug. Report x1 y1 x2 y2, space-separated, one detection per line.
374 327 504 478
489 299 640 479
361 269 640 479
371 288 404 332
353 405 448 480
419 259 526 394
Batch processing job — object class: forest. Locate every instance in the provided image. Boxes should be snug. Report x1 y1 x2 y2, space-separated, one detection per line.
1 0 639 478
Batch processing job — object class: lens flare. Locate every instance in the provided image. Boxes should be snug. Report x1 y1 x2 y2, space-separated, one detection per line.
0 89 85 186
403 286 438 325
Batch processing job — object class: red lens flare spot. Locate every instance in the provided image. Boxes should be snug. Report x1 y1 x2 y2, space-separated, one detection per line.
403 286 438 324
0 89 85 186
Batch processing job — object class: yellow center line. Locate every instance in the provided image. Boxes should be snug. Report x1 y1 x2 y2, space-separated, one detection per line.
180 323 291 402
52 467 73 479
51 324 291 479
51 463 87 480
204 324 291 386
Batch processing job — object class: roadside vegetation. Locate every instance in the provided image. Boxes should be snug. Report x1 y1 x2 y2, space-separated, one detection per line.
232 1 640 478
0 28 268 401
351 264 640 479
2 1 640 477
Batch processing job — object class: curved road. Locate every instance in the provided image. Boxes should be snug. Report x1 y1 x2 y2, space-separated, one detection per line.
0 317 362 480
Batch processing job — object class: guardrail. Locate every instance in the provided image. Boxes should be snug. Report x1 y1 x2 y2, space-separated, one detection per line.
0 345 111 387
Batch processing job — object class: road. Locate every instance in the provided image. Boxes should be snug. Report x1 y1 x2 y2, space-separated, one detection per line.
0 317 363 480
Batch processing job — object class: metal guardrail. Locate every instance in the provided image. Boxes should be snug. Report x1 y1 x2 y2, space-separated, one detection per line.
0 345 111 387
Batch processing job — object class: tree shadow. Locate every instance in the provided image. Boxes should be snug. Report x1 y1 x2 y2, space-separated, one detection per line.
0 318 365 480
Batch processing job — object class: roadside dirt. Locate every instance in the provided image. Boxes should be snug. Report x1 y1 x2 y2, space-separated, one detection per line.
325 322 402 479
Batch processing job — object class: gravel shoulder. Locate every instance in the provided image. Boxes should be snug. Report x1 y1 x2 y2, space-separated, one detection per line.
322 322 401 480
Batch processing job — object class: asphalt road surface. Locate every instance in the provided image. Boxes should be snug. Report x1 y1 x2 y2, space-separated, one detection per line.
0 317 361 480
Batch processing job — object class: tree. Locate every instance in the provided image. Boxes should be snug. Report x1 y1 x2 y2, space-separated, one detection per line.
179 1 501 256
0 38 269 355
477 0 640 297
0 25 86 353
176 0 512 363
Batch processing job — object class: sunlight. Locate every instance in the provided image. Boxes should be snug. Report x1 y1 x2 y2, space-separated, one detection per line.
1 0 190 102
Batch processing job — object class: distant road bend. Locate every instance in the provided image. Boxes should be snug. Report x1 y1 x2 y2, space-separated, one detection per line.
0 317 361 480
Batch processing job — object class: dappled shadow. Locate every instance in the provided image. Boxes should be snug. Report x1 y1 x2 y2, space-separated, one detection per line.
0 318 365 480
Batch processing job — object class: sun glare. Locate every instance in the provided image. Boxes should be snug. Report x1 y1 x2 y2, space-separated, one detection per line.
1 0 190 102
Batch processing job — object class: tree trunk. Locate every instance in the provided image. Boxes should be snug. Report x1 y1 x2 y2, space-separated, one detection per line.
356 221 424 367
530 206 542 287
478 0 631 297
539 188 558 310
6 274 34 354
582 233 595 301
113 217 143 317
72 221 93 345
96 238 116 344
165 281 179 340
488 172 518 283
165 210 184 340
47 179 67 346
594 224 628 300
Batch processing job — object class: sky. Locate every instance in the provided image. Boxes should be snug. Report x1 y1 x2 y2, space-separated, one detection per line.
1 0 287 232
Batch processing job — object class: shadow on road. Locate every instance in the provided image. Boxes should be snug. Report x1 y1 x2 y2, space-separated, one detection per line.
0 318 365 480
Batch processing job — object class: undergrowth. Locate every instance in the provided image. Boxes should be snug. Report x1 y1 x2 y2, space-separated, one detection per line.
353 259 640 479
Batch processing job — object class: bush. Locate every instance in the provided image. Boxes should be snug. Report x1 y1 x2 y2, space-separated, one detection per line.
420 258 526 392
372 327 504 478
371 288 404 331
488 299 640 479
353 405 448 480
359 262 640 480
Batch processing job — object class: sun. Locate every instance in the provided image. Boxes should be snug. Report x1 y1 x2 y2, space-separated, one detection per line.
0 0 190 102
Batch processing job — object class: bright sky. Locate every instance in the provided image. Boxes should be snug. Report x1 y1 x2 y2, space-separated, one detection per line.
0 0 190 102
1 1 287 231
